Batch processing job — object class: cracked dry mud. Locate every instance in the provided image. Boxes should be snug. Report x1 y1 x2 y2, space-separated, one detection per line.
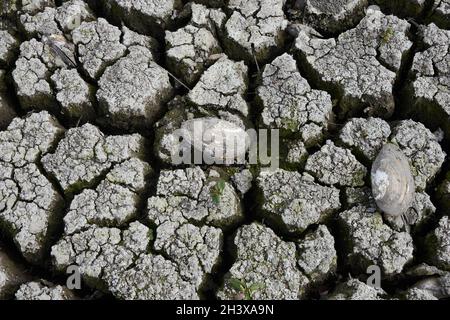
0 0 449 301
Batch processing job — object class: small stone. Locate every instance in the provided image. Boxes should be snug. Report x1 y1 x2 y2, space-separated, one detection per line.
231 169 253 195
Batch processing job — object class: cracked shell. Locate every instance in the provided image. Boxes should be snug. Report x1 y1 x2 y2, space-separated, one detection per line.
371 143 415 216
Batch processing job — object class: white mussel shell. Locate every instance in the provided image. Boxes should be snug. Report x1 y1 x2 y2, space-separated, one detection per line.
180 117 250 164
371 143 415 216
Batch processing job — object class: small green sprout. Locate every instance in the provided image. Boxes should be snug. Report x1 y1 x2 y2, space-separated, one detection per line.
210 179 226 204
147 229 154 241
229 278 265 300
282 118 299 132
380 26 395 45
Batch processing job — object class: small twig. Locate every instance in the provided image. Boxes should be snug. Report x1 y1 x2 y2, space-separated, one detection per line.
407 18 420 28
51 43 77 68
75 115 83 127
166 70 191 91
251 45 261 75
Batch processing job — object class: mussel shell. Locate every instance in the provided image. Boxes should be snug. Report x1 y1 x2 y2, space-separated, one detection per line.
371 143 415 216
181 117 250 163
